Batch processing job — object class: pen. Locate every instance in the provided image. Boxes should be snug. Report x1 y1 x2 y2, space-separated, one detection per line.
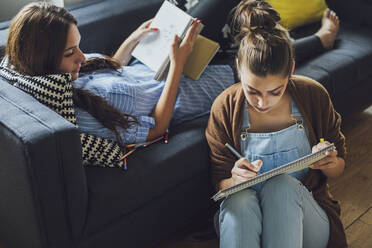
123 157 128 171
225 143 244 159
225 143 260 174
164 130 169 144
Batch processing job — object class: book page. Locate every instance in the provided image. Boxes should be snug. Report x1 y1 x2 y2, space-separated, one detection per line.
132 1 193 72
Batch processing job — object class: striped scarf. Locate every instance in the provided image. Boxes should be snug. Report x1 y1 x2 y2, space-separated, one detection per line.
0 57 124 168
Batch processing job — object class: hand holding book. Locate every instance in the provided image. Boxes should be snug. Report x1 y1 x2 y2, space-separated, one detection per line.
113 19 159 66
169 19 201 72
128 19 158 45
132 0 220 80
309 140 344 179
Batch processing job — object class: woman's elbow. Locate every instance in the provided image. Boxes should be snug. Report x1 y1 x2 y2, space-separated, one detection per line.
146 126 166 141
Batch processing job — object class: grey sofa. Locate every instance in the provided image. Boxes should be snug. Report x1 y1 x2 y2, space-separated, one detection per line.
0 0 371 248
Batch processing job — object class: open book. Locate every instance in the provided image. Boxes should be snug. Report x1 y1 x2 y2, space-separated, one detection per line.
132 0 219 80
212 144 336 201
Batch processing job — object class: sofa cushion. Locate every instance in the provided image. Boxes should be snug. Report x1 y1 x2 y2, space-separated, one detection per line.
83 115 213 234
295 23 372 98
266 0 327 30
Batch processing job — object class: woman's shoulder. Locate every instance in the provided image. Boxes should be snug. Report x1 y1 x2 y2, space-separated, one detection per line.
290 75 330 99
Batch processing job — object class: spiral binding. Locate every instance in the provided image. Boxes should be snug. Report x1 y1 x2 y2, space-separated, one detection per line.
212 144 336 201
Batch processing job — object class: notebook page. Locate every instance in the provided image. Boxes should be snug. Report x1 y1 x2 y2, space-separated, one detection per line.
132 1 193 72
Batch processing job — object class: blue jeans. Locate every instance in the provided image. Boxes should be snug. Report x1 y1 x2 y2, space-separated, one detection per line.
215 174 330 248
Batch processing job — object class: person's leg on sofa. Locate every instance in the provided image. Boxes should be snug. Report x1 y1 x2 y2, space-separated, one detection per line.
293 9 340 63
188 0 340 68
232 1 340 64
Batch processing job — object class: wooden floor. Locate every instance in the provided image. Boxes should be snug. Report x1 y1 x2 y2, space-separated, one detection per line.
153 104 372 248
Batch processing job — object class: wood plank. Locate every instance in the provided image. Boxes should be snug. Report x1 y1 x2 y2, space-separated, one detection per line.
345 208 372 248
329 105 372 227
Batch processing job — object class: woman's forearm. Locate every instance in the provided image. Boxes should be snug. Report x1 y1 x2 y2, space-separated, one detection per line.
146 20 199 141
147 63 183 140
113 19 157 66
112 38 138 66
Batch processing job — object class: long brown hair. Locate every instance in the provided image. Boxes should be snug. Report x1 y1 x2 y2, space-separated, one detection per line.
5 2 138 146
232 0 294 78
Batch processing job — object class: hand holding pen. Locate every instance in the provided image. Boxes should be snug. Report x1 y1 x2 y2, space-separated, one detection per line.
225 143 262 186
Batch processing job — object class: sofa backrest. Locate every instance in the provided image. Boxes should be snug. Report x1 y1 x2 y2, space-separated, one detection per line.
0 0 163 55
0 78 88 248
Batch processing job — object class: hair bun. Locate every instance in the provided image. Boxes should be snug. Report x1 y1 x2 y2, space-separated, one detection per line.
232 0 281 41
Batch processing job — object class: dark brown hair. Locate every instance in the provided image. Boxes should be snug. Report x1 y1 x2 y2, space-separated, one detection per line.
6 1 72 75
5 2 138 146
232 0 294 77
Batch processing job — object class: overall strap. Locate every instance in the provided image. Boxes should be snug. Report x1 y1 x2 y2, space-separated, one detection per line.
242 101 251 131
291 98 302 118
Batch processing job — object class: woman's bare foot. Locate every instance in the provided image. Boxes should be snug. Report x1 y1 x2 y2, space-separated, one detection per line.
315 9 340 50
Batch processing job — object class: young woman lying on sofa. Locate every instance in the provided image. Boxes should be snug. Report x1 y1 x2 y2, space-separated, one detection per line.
3 1 236 147
2 0 340 146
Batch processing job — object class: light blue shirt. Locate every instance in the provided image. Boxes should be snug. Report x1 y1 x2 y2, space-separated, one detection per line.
74 54 234 144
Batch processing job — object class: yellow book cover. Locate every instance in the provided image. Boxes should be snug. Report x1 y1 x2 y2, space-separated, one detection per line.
183 35 220 80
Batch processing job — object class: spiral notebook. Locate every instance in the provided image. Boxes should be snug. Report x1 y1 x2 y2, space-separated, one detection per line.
212 144 336 201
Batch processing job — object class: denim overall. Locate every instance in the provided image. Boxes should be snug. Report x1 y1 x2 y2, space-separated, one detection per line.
240 99 311 191
216 99 330 248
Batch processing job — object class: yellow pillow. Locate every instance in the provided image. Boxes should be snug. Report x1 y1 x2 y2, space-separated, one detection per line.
266 0 328 30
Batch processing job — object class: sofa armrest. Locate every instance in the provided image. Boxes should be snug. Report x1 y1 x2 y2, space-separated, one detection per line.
0 79 88 248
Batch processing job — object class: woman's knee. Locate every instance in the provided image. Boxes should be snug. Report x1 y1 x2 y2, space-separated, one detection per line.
218 189 262 235
220 189 261 218
260 174 302 202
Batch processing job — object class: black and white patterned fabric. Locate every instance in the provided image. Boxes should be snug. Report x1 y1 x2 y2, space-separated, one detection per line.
0 57 124 168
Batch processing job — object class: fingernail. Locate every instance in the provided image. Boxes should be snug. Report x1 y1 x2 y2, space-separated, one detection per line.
152 28 159 31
